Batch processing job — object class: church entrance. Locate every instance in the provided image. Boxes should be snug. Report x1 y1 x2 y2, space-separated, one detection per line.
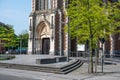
35 21 51 54
42 38 50 54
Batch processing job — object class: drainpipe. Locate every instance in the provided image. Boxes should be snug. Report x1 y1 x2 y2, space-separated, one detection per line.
32 13 35 54
58 9 62 56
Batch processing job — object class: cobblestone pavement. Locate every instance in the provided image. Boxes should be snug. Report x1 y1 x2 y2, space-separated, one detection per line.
0 62 119 80
0 55 120 80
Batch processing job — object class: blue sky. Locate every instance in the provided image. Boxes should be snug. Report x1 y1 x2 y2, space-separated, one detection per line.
0 0 32 35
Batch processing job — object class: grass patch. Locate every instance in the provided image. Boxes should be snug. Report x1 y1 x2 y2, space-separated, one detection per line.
0 55 15 60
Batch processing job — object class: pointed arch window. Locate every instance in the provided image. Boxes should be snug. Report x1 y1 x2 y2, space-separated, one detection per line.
37 0 51 10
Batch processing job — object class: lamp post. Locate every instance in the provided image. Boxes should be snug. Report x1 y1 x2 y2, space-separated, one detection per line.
20 38 22 54
67 17 70 62
99 38 105 73
19 37 22 54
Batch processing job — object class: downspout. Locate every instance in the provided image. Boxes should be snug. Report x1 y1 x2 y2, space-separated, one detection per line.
58 9 62 56
32 13 36 54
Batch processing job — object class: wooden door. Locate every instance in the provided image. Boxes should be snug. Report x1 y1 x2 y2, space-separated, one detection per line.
42 38 50 54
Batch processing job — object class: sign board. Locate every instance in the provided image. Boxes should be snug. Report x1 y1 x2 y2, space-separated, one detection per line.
77 44 85 51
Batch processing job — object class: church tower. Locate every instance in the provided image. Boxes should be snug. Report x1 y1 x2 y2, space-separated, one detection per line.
28 0 69 56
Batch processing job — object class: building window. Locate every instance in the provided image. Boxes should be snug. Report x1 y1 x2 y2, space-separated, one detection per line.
37 0 43 10
37 0 51 10
35 0 39 10
51 16 54 29
43 0 46 10
29 19 32 31
39 0 41 10
46 0 50 9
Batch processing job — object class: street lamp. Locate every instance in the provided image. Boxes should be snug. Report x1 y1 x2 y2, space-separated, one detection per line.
18 37 22 54
67 17 70 62
99 38 105 73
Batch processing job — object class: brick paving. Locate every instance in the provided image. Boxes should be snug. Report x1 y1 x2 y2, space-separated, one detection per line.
0 55 119 80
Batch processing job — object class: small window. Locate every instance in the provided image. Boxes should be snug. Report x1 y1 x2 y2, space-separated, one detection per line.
39 0 41 10
51 16 54 29
29 19 32 31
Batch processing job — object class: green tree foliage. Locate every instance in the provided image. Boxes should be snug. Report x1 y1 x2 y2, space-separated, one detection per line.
68 0 120 43
0 23 17 50
67 0 120 73
18 30 29 48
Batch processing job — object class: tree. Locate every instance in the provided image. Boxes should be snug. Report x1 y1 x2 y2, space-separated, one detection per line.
67 0 120 73
18 30 29 49
0 23 17 51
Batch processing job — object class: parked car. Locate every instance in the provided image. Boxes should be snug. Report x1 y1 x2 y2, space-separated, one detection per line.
14 48 27 54
5 48 27 54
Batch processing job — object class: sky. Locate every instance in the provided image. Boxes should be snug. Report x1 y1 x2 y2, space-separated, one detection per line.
0 0 32 35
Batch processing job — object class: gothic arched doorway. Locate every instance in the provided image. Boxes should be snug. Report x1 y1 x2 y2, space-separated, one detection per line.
36 21 50 54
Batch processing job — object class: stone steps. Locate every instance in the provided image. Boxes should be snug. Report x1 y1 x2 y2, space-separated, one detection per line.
0 60 83 74
61 60 83 74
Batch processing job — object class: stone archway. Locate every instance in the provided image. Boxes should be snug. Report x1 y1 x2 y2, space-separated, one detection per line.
36 21 50 54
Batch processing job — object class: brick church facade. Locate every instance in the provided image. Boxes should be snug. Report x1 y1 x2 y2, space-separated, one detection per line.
28 0 73 56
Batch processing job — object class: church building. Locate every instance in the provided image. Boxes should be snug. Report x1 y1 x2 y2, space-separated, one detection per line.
28 0 76 56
